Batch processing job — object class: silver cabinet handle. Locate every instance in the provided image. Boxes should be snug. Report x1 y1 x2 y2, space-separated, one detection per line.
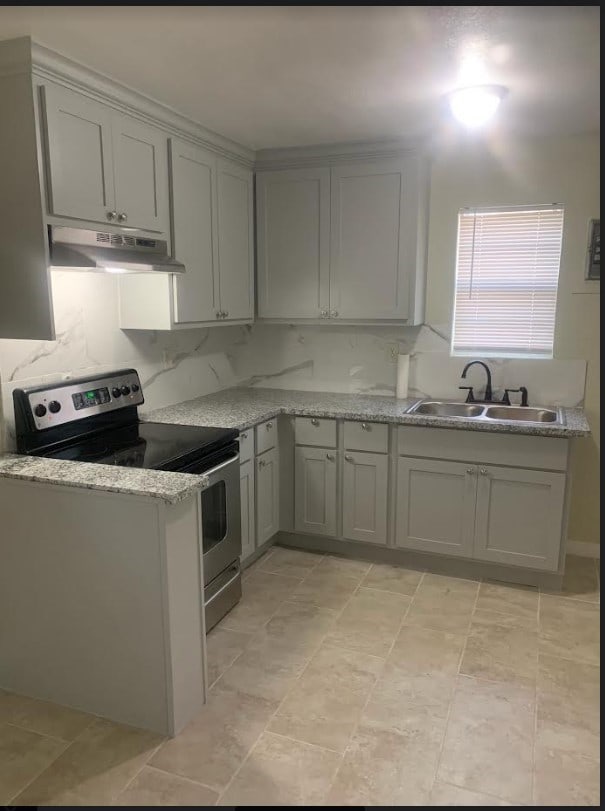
320 309 328 318
106 210 117 221
311 418 319 426
221 311 226 319
330 309 339 318
224 311 229 318
117 212 127 223
216 311 221 319
258 459 266 468
361 422 369 431
480 468 488 475
266 422 273 429
466 468 475 475
326 453 334 461
345 454 353 462
240 432 247 440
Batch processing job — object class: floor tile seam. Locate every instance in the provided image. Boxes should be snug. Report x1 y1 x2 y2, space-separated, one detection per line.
535 645 600 668
109 737 168 806
3 719 77 746
435 777 520 806
433 579 481 792
539 591 601 609
134 763 221 795
6 734 76 806
261 728 346 756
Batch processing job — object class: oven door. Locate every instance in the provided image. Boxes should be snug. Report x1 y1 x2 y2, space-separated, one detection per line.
193 453 241 585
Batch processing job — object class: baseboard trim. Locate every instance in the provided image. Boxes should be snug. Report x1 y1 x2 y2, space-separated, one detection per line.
567 540 600 558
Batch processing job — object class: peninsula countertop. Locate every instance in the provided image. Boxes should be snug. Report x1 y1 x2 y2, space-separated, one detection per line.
144 387 590 439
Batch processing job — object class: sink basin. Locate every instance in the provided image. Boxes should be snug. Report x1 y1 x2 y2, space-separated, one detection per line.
409 401 485 418
483 406 559 423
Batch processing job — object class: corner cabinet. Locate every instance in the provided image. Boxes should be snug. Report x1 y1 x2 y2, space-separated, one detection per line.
42 83 169 234
256 154 428 324
119 143 254 330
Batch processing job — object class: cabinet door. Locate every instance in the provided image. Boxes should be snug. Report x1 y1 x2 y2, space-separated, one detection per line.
216 159 254 321
396 457 476 557
474 465 565 571
170 140 219 323
330 160 410 320
256 168 330 319
240 460 256 562
112 113 169 233
41 83 116 223
256 447 279 545
342 451 388 545
294 446 337 537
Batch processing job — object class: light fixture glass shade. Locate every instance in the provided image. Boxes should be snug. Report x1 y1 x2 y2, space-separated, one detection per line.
448 84 507 128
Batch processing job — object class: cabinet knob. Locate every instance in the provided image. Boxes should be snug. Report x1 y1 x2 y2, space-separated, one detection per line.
466 468 475 475
311 418 319 426
480 468 488 475
258 459 266 468
320 309 328 318
345 454 353 462
117 212 128 223
361 422 369 431
224 311 229 318
266 422 273 429
326 453 334 461
330 309 339 318
240 433 247 440
216 311 221 319
106 210 117 221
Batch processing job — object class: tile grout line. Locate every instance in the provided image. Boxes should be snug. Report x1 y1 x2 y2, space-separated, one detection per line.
6 736 78 806
430 576 482 801
109 739 168 807
119 763 220 802
320 569 426 803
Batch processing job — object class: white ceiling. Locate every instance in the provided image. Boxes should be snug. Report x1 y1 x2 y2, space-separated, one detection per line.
0 6 599 149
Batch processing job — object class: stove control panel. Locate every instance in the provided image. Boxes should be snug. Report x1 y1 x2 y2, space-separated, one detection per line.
25 370 144 430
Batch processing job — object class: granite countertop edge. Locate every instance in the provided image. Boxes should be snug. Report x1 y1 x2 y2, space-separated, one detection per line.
0 453 205 505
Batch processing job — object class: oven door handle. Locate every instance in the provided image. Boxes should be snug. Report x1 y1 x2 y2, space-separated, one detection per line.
199 453 240 487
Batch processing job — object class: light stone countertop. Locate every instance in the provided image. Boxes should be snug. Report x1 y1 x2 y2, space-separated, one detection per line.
0 387 590 501
145 386 591 438
0 453 206 505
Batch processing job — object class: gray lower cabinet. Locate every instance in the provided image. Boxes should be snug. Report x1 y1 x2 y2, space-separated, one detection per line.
239 459 255 562
342 451 389 544
397 456 565 571
473 464 565 571
396 457 477 557
256 446 280 545
294 446 338 536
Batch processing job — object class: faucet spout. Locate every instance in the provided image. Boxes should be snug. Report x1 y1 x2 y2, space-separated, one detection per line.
461 361 493 402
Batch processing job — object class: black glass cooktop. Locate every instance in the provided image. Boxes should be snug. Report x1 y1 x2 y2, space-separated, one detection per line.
42 421 238 471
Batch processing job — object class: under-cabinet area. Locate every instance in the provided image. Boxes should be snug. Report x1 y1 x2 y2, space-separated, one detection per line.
236 412 572 576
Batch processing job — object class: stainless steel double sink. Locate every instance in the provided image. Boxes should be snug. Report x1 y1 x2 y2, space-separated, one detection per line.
407 400 562 424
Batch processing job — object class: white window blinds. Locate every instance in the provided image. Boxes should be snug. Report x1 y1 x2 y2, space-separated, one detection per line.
451 205 564 358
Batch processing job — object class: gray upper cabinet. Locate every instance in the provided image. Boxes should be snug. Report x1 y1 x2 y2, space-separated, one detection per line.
41 83 169 234
171 140 219 324
42 83 116 225
473 465 565 571
216 159 254 321
330 160 410 320
256 168 330 319
255 154 428 324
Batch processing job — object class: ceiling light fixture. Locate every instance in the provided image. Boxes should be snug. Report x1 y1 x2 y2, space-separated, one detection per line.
447 84 508 128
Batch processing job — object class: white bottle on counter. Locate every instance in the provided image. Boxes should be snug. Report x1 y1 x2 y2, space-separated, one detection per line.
396 354 410 399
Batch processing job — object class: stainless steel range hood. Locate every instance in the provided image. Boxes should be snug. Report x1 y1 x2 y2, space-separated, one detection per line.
48 226 185 274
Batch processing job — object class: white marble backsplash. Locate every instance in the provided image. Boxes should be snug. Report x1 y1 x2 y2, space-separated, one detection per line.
0 271 587 450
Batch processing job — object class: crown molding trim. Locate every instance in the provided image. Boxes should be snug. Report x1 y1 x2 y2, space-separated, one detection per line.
0 36 255 167
255 136 431 170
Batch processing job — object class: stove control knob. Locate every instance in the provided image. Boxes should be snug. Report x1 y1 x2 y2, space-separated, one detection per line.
112 387 122 398
48 400 61 414
34 403 47 417
131 383 140 392
121 385 131 396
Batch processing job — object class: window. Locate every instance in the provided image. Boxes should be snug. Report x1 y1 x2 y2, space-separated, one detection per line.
451 204 564 358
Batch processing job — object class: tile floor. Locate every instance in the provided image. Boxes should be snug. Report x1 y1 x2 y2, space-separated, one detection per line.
0 547 600 806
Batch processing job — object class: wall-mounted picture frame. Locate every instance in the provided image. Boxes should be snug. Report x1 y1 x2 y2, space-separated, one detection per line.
585 218 600 280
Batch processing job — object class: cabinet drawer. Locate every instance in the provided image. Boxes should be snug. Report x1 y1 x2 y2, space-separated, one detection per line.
238 429 254 463
294 417 336 448
256 418 278 455
397 426 568 471
344 420 388 453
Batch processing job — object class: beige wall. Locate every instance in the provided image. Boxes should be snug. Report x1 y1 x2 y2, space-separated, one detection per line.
426 133 600 546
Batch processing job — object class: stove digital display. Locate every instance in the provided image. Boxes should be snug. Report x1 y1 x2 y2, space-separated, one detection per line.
72 387 110 410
